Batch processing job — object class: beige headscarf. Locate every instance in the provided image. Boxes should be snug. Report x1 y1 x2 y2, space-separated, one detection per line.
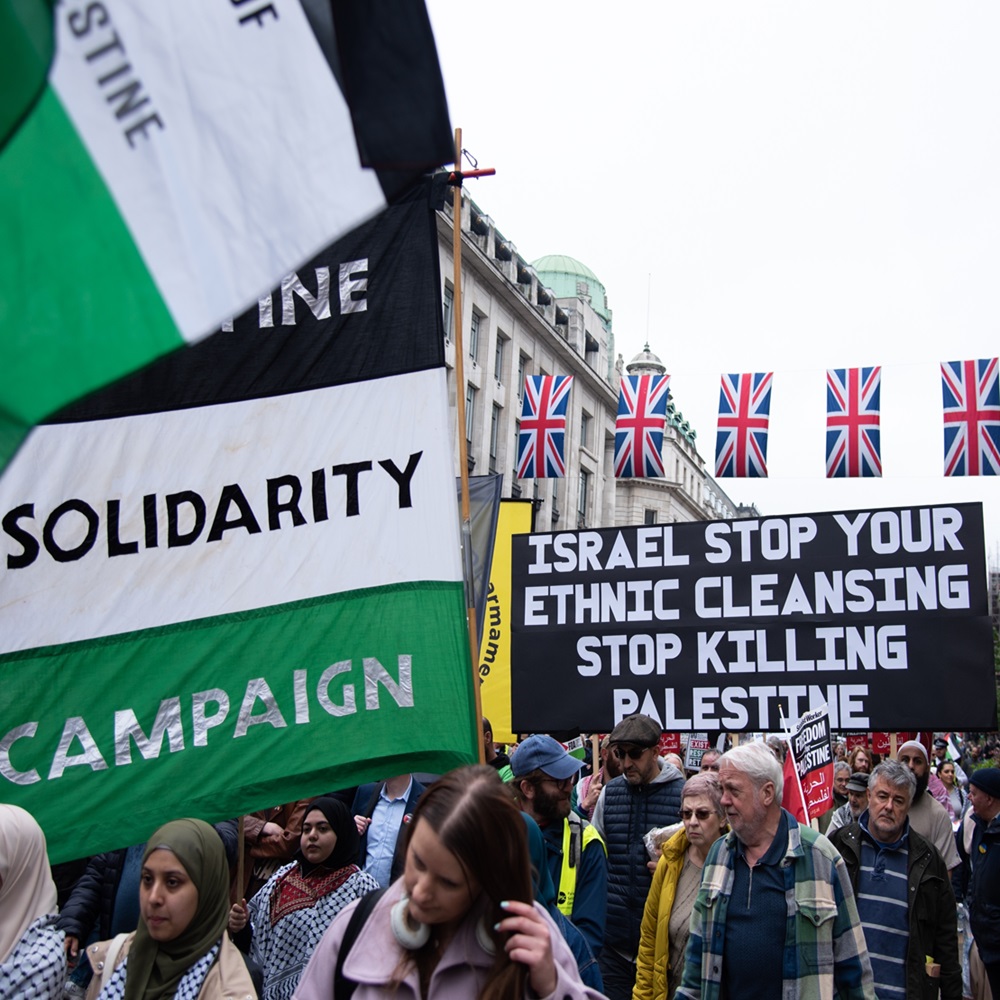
0 804 58 963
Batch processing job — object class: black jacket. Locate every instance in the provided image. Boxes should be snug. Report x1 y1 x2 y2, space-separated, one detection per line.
958 811 1000 964
57 849 128 942
830 821 960 1000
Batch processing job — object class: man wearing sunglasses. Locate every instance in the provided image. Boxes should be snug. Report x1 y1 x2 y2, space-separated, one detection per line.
590 713 684 1000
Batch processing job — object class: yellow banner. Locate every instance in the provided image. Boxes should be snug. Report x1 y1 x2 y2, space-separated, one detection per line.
479 499 533 744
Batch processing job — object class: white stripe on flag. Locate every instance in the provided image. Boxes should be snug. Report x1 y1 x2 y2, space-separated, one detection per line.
52 0 385 337
1 369 459 653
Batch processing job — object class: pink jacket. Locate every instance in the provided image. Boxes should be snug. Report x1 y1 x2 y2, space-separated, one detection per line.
292 879 606 1000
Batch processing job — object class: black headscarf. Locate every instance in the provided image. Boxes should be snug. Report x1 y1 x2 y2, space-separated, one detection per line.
296 797 360 875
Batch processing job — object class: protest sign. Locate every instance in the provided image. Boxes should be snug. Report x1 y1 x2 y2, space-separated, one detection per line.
510 503 995 732
684 733 711 770
788 708 834 820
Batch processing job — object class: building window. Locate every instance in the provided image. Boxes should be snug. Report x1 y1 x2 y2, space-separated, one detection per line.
581 411 591 450
517 353 528 401
489 403 501 474
494 332 506 383
469 309 483 362
578 469 590 526
465 384 476 445
644 508 657 526
442 283 454 339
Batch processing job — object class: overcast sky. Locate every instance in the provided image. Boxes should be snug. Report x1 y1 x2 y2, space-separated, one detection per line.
426 2 1000 566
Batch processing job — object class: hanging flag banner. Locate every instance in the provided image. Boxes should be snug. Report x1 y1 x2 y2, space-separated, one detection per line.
787 707 834 820
517 375 573 478
510 502 995 733
714 372 772 478
941 358 1000 477
0 0 453 471
0 186 476 862
479 499 534 744
826 366 882 478
614 374 671 478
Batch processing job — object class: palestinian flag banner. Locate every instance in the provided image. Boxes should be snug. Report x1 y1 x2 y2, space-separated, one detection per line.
0 0 453 470
0 184 477 862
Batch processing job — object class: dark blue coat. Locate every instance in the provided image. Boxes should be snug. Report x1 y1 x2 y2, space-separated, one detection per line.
351 778 426 885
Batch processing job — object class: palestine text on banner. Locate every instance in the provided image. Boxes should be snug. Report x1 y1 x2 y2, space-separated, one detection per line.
509 503 996 734
0 185 476 863
0 0 452 469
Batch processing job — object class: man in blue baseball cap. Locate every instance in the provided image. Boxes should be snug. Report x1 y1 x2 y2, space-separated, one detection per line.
511 735 607 963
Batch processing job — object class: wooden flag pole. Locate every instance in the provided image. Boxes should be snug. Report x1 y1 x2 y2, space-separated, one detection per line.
236 815 245 903
450 128 485 764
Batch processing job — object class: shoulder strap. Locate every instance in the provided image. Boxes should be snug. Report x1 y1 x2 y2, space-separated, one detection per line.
333 888 387 999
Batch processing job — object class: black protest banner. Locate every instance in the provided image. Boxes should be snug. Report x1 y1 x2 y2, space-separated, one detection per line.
510 503 995 733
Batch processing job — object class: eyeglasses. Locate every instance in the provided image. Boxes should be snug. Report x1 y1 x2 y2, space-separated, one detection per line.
680 808 715 821
536 775 574 791
613 745 650 761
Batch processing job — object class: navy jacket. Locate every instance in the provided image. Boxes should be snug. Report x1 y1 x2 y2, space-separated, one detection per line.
351 778 426 885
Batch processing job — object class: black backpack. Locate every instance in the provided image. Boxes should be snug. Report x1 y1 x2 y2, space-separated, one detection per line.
332 887 387 998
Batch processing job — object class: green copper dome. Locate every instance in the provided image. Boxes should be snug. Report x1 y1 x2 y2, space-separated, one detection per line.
532 254 610 324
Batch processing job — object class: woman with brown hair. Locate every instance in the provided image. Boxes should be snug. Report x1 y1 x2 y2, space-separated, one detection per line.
293 765 604 999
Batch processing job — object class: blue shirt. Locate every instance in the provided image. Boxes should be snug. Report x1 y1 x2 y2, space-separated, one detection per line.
364 777 412 888
722 809 789 1000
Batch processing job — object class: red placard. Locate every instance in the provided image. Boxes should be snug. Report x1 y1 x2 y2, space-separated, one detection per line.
871 732 917 755
659 732 681 755
845 733 869 750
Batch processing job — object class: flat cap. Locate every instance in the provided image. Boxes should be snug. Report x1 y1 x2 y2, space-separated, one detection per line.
846 772 869 792
608 714 661 748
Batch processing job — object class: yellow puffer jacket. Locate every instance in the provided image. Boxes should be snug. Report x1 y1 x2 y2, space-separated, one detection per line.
632 826 688 1000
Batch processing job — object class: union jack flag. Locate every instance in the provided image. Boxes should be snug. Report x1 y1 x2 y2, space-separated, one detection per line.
825 366 882 478
517 375 573 478
715 372 772 477
941 358 1000 476
614 375 671 477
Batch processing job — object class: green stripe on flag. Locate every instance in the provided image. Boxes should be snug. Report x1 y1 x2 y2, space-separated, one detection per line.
1 580 476 862
0 88 182 468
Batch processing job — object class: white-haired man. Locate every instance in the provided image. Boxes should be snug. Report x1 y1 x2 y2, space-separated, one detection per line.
676 741 875 1000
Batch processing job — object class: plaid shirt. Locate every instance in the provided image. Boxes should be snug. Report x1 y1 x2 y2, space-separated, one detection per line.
676 810 875 1000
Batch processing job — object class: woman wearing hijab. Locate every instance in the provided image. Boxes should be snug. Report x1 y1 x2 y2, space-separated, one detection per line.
84 817 255 1000
228 797 378 1000
0 804 67 999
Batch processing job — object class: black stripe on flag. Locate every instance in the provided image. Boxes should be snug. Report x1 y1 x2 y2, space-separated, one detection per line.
301 0 454 203
49 180 447 422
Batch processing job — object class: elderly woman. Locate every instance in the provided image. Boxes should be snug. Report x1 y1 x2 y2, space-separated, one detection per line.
0 804 66 999
633 773 727 1000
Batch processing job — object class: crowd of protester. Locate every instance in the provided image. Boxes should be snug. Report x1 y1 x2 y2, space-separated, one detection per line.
3 724 999 999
